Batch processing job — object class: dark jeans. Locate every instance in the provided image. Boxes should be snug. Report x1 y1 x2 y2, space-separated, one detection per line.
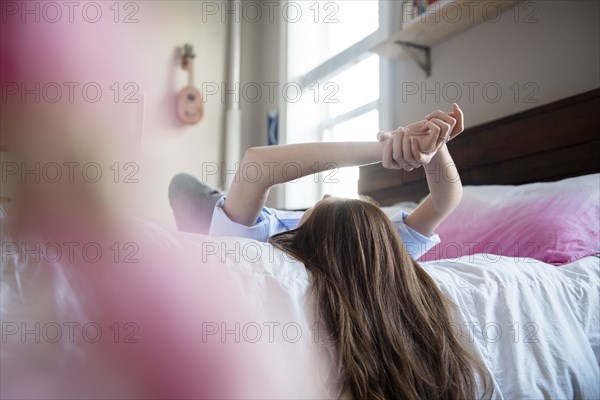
168 173 223 234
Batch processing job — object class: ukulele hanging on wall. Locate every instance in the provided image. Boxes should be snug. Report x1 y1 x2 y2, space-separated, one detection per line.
177 44 204 125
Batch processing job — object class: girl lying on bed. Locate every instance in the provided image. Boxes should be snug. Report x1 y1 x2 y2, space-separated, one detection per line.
171 104 492 399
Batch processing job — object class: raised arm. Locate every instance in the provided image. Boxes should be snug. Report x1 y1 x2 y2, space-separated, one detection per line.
404 145 463 236
224 142 385 226
380 104 465 236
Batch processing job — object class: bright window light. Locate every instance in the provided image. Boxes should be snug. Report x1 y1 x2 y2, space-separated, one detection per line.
285 1 381 209
287 1 379 79
322 109 380 199
327 55 379 119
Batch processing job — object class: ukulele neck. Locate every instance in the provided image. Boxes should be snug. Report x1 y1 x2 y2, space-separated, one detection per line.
182 44 196 87
187 60 194 86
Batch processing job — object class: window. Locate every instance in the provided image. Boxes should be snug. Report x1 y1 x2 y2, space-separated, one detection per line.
283 1 389 209
287 1 380 79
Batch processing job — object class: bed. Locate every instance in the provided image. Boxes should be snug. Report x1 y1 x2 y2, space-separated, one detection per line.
1 218 598 399
1 90 599 399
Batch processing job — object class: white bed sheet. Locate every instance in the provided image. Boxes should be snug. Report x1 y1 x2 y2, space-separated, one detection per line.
421 255 599 399
1 218 598 399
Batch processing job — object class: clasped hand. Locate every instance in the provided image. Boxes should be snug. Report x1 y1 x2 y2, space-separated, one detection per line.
377 103 464 171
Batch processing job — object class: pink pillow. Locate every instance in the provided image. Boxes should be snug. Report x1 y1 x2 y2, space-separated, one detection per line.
420 174 600 265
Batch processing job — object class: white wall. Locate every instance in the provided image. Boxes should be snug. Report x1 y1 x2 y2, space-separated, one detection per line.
390 0 600 129
119 2 228 227
1 1 228 227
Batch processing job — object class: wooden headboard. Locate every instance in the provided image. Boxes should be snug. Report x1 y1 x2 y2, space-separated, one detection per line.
359 88 600 205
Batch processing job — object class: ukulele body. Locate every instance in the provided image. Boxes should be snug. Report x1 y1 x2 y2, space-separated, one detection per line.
177 85 203 125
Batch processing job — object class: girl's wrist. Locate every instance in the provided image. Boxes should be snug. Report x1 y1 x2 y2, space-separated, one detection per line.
432 144 449 161
423 145 450 171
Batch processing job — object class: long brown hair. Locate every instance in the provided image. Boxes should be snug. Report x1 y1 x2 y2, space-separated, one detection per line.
270 198 491 399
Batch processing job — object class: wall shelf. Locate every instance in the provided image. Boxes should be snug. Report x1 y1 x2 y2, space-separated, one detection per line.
372 0 522 76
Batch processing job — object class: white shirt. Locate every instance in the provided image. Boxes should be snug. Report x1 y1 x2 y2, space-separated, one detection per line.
208 196 440 260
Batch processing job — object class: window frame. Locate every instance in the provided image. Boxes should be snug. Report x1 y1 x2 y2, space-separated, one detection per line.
278 0 402 208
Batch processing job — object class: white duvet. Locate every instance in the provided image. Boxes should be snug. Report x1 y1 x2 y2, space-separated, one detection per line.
1 218 599 399
422 255 600 399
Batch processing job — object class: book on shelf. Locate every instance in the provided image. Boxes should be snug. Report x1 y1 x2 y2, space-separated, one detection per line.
405 0 440 21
